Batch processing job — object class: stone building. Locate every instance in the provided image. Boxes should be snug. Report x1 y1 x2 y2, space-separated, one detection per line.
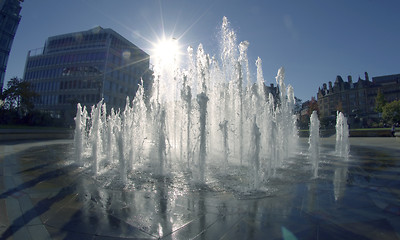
317 72 400 127
0 0 23 93
23 26 152 124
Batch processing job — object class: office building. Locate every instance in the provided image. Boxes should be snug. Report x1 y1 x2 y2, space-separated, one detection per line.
23 26 151 123
0 0 23 93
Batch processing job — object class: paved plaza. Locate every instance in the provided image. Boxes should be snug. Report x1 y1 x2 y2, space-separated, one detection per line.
1 137 400 239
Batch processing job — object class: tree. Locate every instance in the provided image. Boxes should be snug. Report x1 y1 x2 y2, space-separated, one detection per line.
382 100 400 124
374 88 386 113
1 77 37 115
307 97 319 116
336 101 343 113
293 97 302 114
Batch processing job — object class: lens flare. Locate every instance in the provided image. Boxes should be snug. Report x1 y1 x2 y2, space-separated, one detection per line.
152 37 180 67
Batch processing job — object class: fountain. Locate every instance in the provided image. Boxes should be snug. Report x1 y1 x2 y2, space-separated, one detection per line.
335 111 350 159
73 17 348 192
308 110 320 178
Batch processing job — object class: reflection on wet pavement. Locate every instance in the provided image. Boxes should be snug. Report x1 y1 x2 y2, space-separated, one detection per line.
0 138 400 239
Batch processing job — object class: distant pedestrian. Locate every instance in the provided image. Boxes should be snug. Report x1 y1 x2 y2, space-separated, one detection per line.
391 124 396 137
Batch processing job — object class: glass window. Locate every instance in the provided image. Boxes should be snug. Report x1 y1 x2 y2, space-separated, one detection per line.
70 54 75 63
75 54 80 62
104 80 110 90
100 51 106 60
80 53 85 62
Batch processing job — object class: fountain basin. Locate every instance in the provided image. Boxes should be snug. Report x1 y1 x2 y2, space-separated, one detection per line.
1 138 399 239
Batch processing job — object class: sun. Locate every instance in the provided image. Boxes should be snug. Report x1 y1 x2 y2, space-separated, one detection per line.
152 37 181 67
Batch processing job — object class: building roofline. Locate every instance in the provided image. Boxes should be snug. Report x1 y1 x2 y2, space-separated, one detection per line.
372 74 400 83
44 26 149 56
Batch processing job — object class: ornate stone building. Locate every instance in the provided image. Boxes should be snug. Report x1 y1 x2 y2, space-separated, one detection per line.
317 72 400 126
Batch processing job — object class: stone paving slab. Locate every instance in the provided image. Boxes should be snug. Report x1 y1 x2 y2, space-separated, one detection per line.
27 224 52 240
0 138 399 239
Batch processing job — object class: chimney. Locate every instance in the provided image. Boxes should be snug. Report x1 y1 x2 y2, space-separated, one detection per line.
365 72 369 81
347 75 352 83
335 75 343 83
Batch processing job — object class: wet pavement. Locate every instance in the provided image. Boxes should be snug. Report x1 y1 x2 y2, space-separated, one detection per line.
1 137 400 239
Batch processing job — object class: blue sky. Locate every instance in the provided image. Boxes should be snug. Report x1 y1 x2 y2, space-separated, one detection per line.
4 0 400 101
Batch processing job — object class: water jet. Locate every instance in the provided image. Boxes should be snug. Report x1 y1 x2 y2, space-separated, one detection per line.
73 17 347 193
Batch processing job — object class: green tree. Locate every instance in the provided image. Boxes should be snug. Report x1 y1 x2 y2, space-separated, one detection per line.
307 97 319 116
374 88 386 113
336 101 343 113
1 77 37 115
293 97 302 114
382 100 400 124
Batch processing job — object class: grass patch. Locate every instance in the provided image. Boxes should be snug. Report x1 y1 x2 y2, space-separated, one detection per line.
350 128 397 131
